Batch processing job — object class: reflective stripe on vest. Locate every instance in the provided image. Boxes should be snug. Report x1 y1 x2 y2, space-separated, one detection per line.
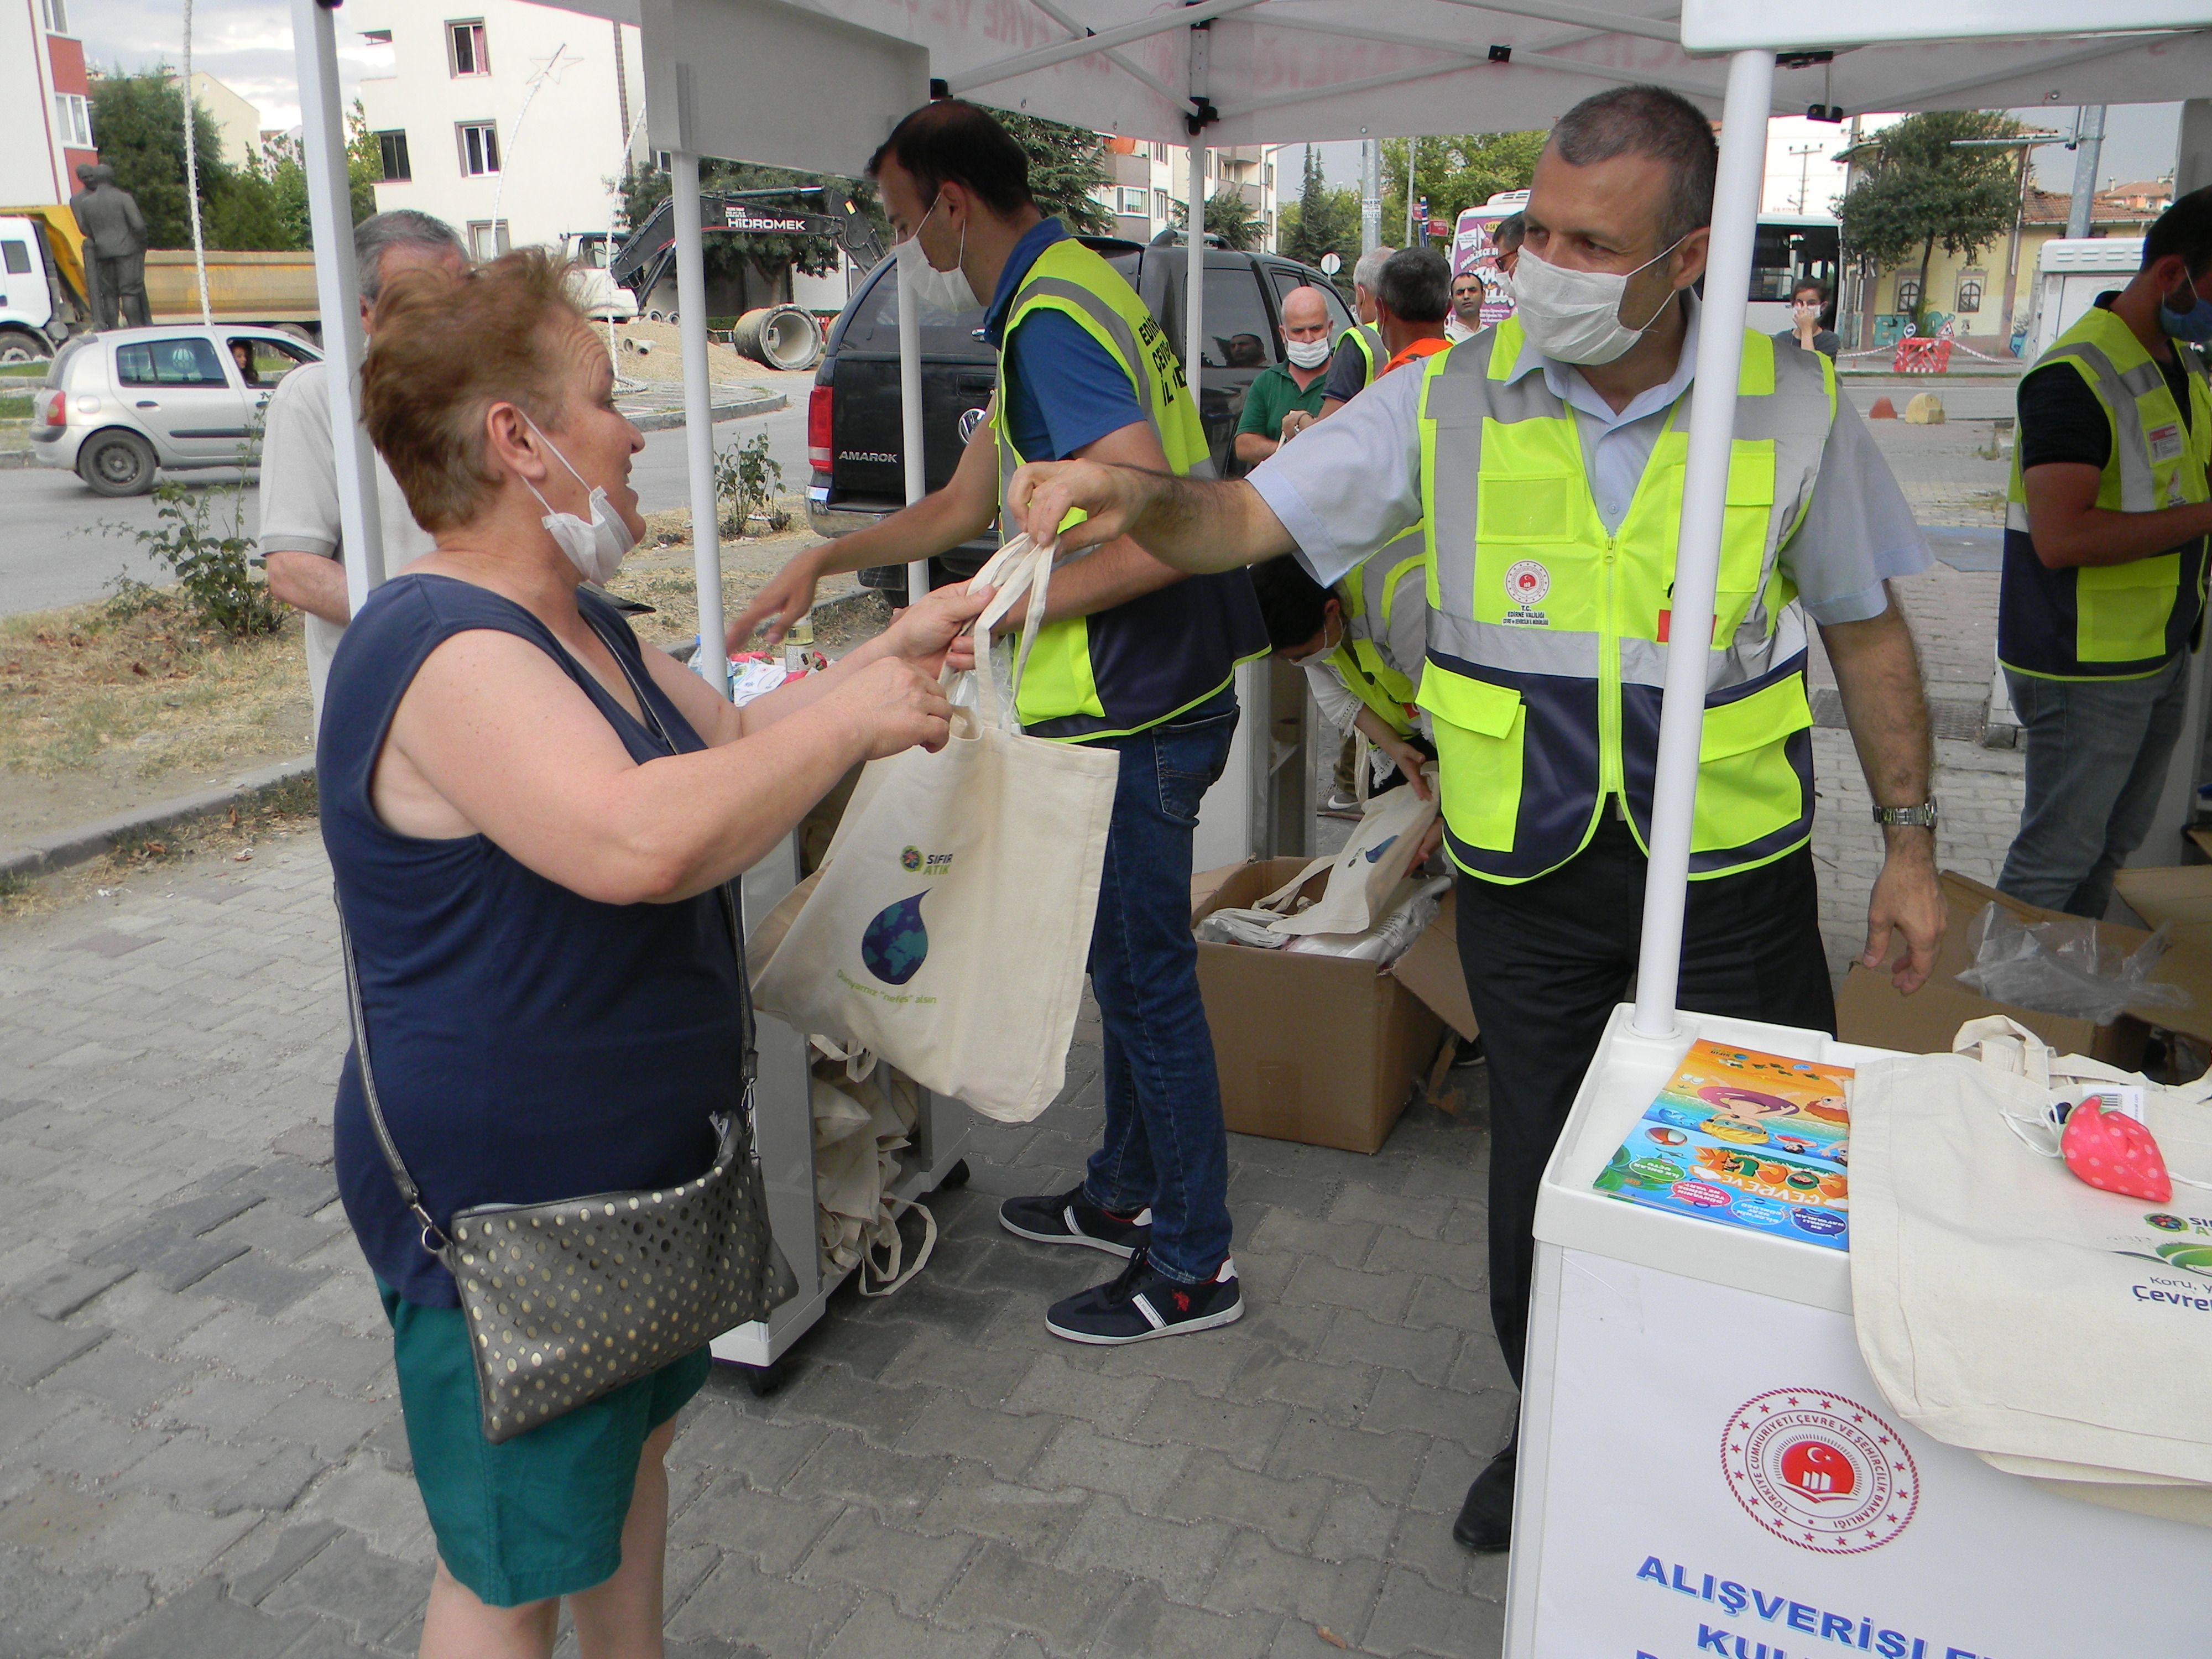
1329 534 1427 737
1999 304 2212 680
994 239 1261 740
1416 316 1835 884
1339 322 1384 389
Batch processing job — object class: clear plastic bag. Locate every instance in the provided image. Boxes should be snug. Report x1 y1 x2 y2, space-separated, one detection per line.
1954 901 2189 1025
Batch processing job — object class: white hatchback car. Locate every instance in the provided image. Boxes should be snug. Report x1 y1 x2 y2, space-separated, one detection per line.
29 325 321 497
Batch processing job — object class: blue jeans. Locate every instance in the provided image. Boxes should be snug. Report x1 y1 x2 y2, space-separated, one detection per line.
1080 688 1239 1284
1999 655 2192 919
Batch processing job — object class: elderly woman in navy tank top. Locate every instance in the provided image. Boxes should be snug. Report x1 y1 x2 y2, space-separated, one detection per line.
322 248 987 1658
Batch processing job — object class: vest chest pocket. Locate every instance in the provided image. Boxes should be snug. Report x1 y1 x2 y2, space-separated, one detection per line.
1714 442 1777 634
1691 675 1812 856
1417 672 1522 852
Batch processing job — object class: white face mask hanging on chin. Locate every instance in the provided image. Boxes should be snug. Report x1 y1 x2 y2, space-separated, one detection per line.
896 193 981 314
1511 236 1686 366
517 411 636 585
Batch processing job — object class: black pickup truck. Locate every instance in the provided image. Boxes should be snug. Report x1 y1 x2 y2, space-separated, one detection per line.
805 233 1352 602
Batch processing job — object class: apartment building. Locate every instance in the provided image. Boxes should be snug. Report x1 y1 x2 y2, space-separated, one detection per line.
354 0 646 260
4 0 97 206
1099 138 1280 249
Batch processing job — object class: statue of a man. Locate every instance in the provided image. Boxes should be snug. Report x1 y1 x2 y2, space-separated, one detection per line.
69 163 151 330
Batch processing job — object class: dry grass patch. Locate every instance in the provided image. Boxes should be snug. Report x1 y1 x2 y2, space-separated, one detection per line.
0 592 309 777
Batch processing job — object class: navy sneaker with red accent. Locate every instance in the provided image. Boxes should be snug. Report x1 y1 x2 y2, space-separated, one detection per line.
999 1186 1152 1259
1044 1251 1243 1344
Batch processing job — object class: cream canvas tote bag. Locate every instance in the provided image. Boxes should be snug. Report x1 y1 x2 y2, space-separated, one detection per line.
754 538 1118 1123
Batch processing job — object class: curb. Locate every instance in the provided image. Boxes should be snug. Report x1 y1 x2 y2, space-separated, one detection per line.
0 451 34 470
626 390 787 432
1 754 317 885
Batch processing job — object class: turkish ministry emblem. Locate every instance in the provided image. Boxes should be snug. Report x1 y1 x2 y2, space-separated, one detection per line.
1505 560 1550 609
1722 1389 1918 1554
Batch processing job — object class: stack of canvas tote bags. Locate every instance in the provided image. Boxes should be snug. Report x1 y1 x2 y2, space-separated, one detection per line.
753 536 1118 1124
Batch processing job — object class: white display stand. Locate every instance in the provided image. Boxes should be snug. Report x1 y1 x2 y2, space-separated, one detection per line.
1506 1005 2212 1657
708 826 971 1384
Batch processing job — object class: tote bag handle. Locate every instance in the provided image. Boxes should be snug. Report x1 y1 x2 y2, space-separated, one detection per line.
954 534 1057 733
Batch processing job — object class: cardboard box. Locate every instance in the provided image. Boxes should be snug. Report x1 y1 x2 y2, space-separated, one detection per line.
1190 858 1473 1155
2114 864 2212 956
1835 870 2212 1065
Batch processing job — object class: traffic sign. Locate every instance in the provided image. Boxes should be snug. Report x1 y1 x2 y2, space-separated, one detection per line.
1319 252 1341 275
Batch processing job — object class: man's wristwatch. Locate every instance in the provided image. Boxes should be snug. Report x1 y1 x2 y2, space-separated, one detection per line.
1871 799 1938 830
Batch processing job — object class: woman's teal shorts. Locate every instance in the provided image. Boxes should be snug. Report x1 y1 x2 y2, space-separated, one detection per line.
379 1282 711 1608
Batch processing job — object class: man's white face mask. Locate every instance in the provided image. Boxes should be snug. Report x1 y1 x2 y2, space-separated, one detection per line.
896 192 981 314
518 411 635 585
1511 235 1685 366
1285 337 1332 369
1285 611 1341 668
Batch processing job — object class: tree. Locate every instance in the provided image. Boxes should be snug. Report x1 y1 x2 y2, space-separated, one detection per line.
1172 186 1262 251
998 113 1113 234
1839 109 2023 335
1381 131 1543 228
1279 147 1361 293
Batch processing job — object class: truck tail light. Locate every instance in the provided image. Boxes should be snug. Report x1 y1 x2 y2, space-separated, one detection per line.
807 383 833 475
38 388 65 428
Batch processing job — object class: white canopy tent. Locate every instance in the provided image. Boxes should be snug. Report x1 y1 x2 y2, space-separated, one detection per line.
288 0 2212 1036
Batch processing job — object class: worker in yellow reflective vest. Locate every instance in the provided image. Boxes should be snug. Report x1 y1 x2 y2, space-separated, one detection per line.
1997 187 2212 918
728 100 1266 1349
1251 543 1434 798
1004 85 1945 1556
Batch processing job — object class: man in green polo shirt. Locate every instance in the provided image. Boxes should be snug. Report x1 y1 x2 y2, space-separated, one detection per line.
1233 284 1333 469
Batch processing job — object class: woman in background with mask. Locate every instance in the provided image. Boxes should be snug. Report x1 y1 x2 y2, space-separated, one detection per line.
324 249 988 1658
1778 276 1841 359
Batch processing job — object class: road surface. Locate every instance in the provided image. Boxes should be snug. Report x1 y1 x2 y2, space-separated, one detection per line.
0 400 807 618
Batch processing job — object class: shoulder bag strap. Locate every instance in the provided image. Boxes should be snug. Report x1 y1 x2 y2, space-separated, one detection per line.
333 893 448 1251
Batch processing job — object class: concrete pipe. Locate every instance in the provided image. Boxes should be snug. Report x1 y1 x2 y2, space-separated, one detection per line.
732 305 823 372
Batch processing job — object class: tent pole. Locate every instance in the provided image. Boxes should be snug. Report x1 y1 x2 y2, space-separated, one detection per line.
289 0 383 617
1186 134 1206 398
672 153 729 698
1629 45 1773 1039
899 207 927 603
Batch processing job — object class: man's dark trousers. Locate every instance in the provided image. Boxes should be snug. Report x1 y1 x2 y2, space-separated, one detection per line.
1455 815 1835 1386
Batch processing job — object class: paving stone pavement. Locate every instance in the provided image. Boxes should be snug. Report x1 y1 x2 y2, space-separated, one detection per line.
0 838 1511 1658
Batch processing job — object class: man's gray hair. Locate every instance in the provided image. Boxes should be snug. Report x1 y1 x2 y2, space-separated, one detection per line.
1376 246 1449 325
356 210 469 301
1353 246 1391 294
1550 85 1717 246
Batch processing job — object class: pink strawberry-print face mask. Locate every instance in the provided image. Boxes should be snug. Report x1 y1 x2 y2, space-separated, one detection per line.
2002 1090 2212 1203
2059 1102 2173 1203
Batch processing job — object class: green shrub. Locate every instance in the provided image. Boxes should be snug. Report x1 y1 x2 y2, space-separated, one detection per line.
127 483 283 639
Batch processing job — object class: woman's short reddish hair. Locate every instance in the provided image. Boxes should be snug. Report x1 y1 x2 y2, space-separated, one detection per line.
360 248 586 531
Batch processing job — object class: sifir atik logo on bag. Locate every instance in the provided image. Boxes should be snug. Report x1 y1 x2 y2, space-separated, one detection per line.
1721 1389 1918 1554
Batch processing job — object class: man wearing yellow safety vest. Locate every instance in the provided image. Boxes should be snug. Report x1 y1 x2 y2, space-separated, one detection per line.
1003 85 1946 1553
729 100 1267 1347
1997 188 2212 919
1250 550 1433 799
1285 245 1389 440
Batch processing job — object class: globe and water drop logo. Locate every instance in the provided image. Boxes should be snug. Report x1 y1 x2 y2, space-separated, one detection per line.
861 893 931 985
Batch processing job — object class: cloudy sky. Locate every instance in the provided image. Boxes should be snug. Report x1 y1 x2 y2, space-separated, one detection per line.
74 0 2184 193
